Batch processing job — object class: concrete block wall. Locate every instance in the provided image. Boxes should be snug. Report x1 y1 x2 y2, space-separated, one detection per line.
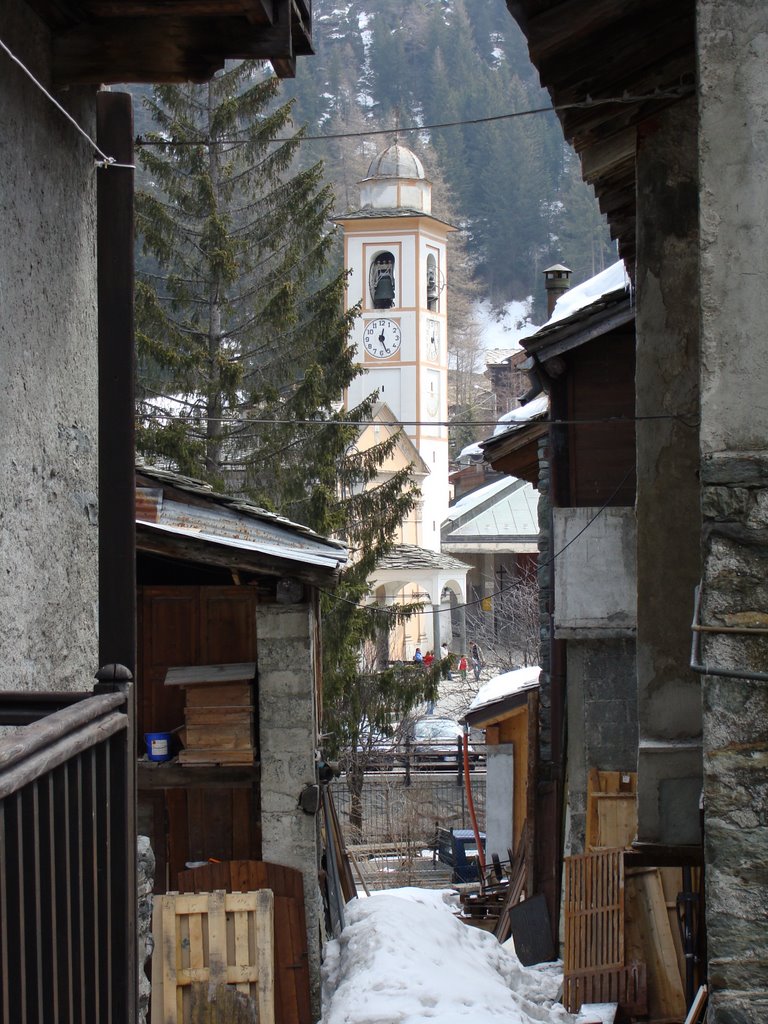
0 2 99 689
565 639 637 854
256 603 323 1016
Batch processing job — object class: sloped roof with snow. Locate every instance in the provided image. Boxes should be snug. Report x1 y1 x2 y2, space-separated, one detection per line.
464 666 541 724
442 477 538 546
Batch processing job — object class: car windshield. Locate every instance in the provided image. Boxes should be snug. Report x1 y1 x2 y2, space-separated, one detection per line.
413 718 462 741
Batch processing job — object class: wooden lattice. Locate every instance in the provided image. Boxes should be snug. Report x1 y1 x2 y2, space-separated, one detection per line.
563 849 627 1013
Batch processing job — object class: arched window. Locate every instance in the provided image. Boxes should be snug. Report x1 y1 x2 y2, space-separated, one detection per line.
370 251 396 309
426 254 439 311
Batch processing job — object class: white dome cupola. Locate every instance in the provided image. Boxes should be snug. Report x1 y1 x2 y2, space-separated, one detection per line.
359 142 432 214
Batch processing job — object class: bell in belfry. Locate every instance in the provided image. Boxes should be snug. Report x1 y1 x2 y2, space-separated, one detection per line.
374 272 395 308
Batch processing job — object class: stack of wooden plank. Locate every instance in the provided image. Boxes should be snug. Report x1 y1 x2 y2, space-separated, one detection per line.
164 663 256 765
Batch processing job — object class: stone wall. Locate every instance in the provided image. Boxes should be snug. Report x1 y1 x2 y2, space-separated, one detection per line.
698 2 768 1016
256 603 323 1017
0 2 99 689
137 836 155 1024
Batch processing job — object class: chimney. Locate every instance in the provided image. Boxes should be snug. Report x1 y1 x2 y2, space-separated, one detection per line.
544 263 572 318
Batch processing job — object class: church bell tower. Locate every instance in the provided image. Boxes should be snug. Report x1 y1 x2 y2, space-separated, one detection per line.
336 143 453 552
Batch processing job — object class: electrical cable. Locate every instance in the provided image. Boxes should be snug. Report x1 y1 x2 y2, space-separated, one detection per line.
320 464 635 616
0 36 135 169
133 87 694 148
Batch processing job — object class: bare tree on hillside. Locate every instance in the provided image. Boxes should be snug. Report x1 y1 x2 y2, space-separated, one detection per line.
468 569 540 674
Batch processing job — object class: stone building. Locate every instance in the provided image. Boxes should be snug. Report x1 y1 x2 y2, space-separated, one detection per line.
495 2 768 1019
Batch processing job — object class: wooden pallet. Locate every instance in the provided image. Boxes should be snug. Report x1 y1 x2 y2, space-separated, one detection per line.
175 861 312 1024
152 889 275 1024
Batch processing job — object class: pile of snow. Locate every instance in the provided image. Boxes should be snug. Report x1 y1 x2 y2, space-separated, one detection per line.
467 666 541 717
547 261 629 326
321 887 575 1024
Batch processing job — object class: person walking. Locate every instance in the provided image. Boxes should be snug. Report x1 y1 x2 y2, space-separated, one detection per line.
470 642 483 682
413 647 424 665
440 641 453 680
458 654 468 684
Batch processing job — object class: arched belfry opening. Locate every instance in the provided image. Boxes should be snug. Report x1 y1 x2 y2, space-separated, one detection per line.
370 251 396 309
426 253 439 311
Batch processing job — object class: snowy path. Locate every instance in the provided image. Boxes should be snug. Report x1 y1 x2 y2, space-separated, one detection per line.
320 888 580 1024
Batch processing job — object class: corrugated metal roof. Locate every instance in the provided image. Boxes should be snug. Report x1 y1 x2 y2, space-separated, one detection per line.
135 462 347 574
137 520 347 573
136 461 346 552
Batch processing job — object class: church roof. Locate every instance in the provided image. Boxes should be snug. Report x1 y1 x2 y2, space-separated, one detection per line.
363 143 426 181
334 206 454 230
375 544 470 573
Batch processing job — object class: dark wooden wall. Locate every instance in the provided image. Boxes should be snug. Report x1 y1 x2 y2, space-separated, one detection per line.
137 584 262 891
555 328 636 508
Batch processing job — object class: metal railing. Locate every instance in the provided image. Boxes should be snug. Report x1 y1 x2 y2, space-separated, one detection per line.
0 672 136 1024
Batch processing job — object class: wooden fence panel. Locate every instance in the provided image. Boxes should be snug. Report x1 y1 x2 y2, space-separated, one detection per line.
152 889 275 1024
564 848 624 974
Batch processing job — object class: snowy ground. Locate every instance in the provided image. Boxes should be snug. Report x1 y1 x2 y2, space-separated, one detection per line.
320 887 579 1024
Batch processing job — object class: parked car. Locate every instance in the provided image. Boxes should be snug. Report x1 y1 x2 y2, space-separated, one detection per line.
349 719 400 771
402 717 482 770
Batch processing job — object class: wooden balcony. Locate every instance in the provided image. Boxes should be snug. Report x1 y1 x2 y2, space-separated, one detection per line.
0 677 135 1023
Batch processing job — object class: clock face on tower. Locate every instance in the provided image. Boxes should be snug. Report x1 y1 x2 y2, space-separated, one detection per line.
426 319 440 361
363 318 402 359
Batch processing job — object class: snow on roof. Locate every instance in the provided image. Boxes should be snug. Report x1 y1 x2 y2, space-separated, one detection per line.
320 887 570 1024
457 440 484 461
444 476 516 519
493 393 549 436
467 665 541 716
442 477 538 542
547 260 629 325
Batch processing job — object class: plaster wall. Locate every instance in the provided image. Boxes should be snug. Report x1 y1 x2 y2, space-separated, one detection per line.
256 603 323 1016
565 639 637 855
698 2 768 1016
634 98 702 844
0 3 99 689
553 508 636 635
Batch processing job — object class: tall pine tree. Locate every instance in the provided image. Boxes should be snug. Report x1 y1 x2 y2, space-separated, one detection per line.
135 63 436 816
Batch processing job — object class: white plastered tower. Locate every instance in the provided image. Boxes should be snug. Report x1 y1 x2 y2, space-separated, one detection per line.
337 143 453 553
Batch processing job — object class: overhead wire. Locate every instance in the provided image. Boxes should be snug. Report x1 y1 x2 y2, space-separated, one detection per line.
0 34 683 625
320 464 635 617
0 36 135 169
133 87 694 149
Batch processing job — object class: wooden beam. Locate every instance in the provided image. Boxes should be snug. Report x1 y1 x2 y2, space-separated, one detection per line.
580 127 636 182
526 0 645 61
97 92 136 676
137 761 258 789
52 11 296 85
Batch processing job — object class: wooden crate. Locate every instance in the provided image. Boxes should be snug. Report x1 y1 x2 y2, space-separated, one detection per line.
586 769 637 851
151 888 275 1024
184 708 254 751
185 682 252 708
165 663 256 766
